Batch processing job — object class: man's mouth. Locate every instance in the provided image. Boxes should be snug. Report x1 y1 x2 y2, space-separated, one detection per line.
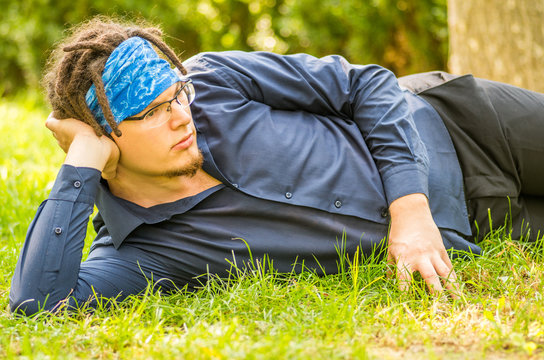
172 133 194 150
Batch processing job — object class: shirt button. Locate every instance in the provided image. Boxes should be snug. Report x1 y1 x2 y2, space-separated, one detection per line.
73 180 81 188
380 208 389 218
334 200 342 208
54 227 63 235
285 192 293 199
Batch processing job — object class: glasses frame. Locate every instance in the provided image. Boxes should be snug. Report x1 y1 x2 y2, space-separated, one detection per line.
124 79 195 123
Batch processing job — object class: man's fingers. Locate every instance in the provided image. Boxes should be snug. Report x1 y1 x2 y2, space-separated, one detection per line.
440 249 454 268
45 112 59 130
438 249 460 296
395 257 459 296
388 248 461 297
395 260 413 292
392 256 442 294
419 262 444 294
386 251 396 278
433 258 461 298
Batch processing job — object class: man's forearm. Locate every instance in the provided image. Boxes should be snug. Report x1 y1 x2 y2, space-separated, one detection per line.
9 165 101 315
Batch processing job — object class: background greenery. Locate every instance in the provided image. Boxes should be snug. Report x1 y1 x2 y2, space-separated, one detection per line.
0 0 448 96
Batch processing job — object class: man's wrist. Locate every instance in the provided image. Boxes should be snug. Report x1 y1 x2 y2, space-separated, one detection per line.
389 193 431 220
64 134 110 171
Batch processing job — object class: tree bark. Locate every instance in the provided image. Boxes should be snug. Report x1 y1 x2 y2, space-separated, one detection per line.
448 0 544 92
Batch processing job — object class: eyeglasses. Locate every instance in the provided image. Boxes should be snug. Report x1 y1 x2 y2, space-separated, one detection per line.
124 79 195 129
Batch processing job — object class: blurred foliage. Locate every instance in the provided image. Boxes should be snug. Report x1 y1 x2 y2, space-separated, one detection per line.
0 0 448 97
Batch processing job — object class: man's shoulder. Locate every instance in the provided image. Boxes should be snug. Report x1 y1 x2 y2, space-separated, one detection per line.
184 50 256 69
184 50 328 74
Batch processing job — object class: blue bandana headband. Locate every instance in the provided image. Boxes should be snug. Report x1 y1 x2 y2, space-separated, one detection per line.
85 36 181 133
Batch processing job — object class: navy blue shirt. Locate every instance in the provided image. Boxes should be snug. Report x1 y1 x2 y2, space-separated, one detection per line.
186 52 471 233
10 51 480 315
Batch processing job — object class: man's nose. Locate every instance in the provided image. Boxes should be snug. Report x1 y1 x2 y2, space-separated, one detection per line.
168 103 192 128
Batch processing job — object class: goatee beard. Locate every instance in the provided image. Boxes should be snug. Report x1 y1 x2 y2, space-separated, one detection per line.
161 150 204 178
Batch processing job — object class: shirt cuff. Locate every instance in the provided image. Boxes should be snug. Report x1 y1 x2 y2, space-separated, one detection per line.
48 165 101 204
381 165 429 206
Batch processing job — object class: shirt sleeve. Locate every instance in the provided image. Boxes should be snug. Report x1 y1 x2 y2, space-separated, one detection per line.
9 165 148 315
186 51 429 204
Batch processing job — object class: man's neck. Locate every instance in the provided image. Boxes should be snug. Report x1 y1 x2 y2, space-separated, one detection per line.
107 168 221 208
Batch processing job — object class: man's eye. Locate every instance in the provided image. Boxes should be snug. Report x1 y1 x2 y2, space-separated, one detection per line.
146 104 167 119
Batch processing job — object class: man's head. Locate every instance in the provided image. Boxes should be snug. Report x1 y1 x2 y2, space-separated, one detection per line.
43 16 188 137
45 17 204 181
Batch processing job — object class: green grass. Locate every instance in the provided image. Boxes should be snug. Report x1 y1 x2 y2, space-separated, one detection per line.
1 96 544 359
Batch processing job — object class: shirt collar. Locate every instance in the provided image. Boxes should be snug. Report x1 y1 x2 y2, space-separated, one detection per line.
95 179 225 249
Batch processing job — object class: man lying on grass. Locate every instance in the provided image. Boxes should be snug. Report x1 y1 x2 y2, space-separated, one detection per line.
10 17 544 315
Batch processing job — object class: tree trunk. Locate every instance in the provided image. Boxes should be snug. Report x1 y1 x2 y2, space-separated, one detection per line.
448 0 544 92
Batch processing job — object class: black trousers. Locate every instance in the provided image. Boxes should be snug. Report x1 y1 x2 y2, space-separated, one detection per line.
399 72 544 241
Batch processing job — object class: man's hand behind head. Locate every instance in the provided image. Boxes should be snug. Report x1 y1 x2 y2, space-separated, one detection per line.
46 113 120 179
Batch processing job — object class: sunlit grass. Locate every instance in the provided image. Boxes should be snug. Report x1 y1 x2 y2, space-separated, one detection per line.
1 96 544 359
0 95 62 292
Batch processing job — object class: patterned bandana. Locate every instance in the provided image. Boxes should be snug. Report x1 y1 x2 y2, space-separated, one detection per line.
85 36 180 133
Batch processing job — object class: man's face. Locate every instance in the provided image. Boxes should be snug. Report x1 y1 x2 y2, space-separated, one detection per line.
112 82 203 180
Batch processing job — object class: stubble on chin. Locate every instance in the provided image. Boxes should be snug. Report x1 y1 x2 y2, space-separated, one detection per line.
161 150 204 178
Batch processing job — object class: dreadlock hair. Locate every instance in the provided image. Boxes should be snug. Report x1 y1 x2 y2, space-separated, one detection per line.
42 16 187 137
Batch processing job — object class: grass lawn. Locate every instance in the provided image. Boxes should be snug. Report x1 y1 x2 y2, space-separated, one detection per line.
1 96 544 359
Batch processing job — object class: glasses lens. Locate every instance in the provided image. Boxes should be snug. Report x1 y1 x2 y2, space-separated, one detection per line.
142 102 171 129
139 81 194 129
179 82 195 108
